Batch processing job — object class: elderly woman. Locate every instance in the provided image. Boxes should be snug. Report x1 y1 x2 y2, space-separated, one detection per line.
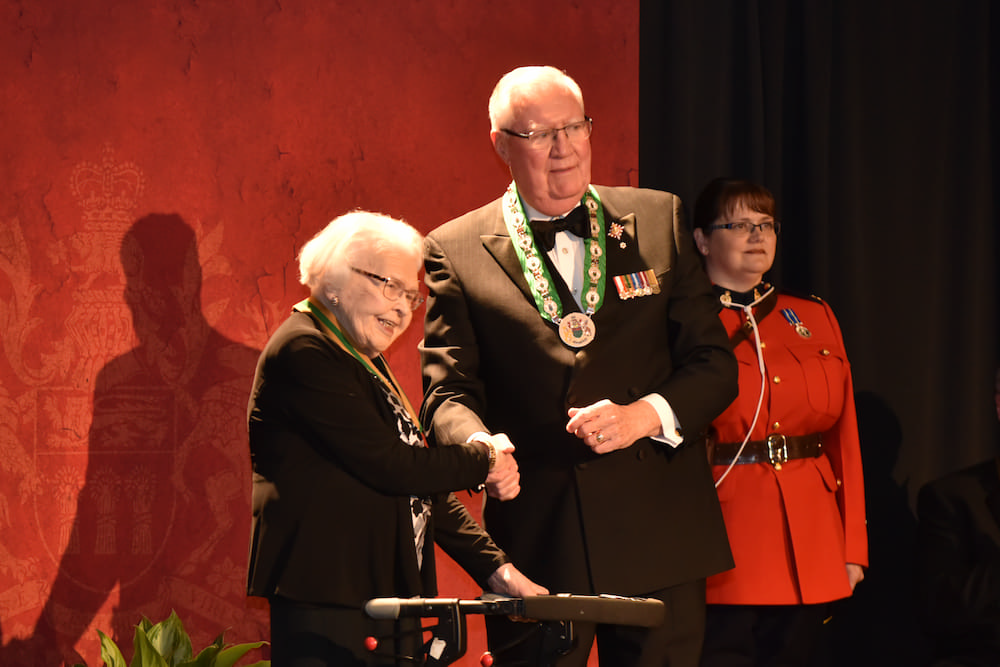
246 211 545 666
691 179 868 666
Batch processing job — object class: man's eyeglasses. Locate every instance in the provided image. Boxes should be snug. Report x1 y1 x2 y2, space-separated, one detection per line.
708 220 781 236
501 117 593 150
351 267 425 311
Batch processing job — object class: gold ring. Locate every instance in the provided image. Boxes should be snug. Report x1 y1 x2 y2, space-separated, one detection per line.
595 432 606 443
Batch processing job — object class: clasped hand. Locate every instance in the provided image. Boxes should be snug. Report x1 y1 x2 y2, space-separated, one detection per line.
566 398 660 454
481 433 521 501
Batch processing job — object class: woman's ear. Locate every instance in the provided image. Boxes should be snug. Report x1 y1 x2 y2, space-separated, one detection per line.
692 227 709 256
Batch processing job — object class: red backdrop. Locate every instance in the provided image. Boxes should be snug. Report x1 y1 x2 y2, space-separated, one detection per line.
0 1 638 664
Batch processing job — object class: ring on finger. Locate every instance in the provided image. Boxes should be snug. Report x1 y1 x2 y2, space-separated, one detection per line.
595 431 606 443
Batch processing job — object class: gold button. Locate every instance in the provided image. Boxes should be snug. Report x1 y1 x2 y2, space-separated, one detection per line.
821 349 831 356
837 479 842 487
773 376 781 384
760 342 767 349
772 421 781 430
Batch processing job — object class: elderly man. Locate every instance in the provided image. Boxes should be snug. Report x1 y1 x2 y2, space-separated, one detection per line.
420 66 738 666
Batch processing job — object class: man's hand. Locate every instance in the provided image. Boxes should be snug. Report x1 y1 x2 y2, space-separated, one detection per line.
566 399 660 454
478 433 521 501
487 562 549 598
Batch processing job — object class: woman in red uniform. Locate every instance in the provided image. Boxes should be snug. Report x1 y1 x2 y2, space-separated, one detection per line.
692 178 868 666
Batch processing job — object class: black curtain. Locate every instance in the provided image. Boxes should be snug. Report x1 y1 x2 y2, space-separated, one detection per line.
640 1 998 664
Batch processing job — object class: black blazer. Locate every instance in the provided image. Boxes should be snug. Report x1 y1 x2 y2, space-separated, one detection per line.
421 186 738 596
917 456 1000 664
247 310 506 607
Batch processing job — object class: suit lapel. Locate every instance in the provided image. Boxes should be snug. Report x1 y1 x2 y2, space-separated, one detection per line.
479 207 577 362
480 202 579 310
480 214 537 305
598 188 648 274
600 189 638 258
597 190 657 310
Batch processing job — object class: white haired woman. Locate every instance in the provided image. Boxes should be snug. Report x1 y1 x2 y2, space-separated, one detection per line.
246 210 545 666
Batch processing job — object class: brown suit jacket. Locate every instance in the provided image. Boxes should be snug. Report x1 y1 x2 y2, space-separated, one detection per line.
420 185 737 595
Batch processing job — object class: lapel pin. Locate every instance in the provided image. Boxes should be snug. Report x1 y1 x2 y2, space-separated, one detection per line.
608 222 626 249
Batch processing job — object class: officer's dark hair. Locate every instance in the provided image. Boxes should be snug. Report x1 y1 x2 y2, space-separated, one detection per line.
692 178 776 233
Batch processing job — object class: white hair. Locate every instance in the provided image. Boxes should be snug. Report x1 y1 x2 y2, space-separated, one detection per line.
488 66 585 132
298 210 422 297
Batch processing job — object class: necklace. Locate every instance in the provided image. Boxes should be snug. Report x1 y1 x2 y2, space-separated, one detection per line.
501 182 607 347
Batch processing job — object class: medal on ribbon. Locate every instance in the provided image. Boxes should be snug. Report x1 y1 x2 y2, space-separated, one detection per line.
781 307 812 338
502 183 607 348
558 312 596 346
613 269 660 300
294 298 427 436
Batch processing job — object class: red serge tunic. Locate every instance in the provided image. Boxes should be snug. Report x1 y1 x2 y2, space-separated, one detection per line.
705 289 868 605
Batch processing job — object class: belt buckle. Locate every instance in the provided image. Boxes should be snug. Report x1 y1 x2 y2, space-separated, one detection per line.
766 434 788 470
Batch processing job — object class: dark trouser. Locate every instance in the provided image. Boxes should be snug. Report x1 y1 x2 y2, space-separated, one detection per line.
700 603 833 667
485 579 706 667
269 597 423 667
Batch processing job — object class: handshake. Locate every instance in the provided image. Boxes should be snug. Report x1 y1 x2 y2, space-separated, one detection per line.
470 433 521 501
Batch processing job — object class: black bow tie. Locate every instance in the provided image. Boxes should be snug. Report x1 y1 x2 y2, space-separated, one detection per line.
530 205 591 251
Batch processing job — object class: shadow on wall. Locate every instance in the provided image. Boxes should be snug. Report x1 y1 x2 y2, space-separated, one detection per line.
833 390 928 666
0 214 266 665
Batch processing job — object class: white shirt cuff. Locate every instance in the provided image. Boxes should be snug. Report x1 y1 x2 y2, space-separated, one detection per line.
640 394 683 448
467 431 492 445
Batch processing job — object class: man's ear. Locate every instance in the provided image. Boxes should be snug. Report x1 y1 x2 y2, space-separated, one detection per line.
491 130 510 164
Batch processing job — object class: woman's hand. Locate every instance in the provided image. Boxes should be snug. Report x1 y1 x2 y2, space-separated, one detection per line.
487 563 549 598
478 433 521 501
847 563 865 591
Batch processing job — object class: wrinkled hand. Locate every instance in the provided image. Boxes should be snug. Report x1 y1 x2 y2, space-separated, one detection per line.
487 562 549 598
566 399 660 454
847 563 865 591
481 433 521 501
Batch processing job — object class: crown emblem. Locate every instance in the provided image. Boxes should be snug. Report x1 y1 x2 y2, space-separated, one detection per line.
71 144 145 223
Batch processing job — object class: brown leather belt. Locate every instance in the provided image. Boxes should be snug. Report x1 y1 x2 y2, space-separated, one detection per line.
709 433 823 469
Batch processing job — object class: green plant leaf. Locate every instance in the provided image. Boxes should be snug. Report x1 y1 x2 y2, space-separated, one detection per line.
91 611 268 667
146 610 193 666
213 641 268 667
180 644 219 667
177 629 225 667
97 629 127 667
131 626 170 667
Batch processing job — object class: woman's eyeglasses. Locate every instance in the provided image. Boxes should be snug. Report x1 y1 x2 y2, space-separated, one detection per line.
351 267 425 311
708 220 781 236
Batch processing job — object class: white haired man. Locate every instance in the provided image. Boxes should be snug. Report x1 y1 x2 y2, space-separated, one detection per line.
420 67 739 666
